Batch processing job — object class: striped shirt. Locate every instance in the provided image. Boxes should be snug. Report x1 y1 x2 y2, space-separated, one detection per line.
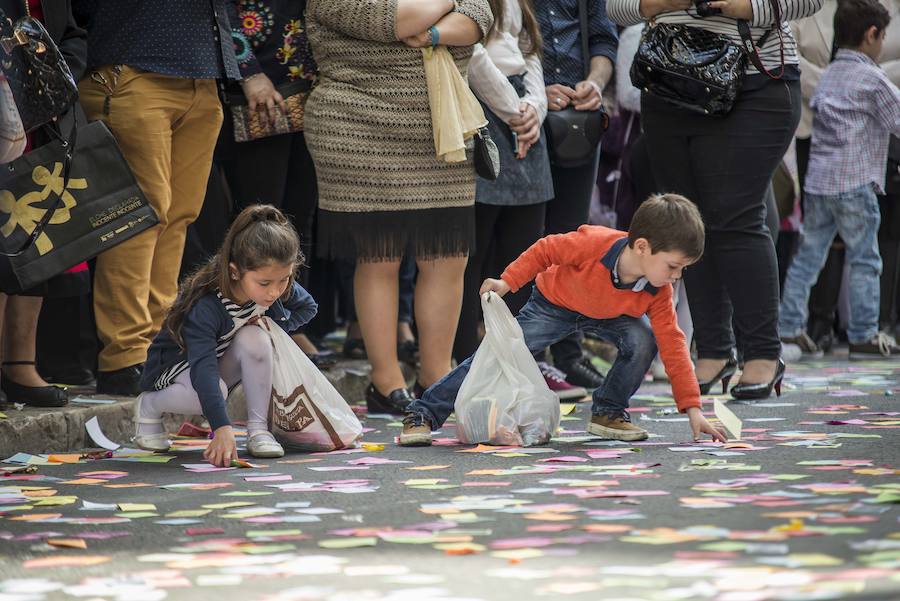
153 294 267 391
607 0 825 75
805 50 900 195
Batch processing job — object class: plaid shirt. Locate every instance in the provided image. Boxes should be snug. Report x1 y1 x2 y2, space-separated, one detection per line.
806 50 900 195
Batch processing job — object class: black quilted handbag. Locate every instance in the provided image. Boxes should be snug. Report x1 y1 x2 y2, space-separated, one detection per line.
631 3 783 116
0 9 78 132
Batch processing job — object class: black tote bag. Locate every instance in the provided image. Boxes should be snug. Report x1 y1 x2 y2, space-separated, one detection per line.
0 120 158 293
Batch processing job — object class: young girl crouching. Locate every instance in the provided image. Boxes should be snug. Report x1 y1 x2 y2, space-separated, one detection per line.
135 205 318 465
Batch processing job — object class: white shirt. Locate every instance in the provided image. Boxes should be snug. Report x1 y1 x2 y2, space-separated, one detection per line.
467 0 548 124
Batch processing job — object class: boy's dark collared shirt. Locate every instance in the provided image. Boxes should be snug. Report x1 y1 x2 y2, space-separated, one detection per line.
72 0 241 79
601 237 656 294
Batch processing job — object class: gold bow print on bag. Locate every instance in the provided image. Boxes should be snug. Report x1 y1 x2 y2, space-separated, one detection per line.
0 162 87 255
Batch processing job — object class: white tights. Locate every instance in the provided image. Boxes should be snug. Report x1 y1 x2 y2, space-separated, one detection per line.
138 325 273 436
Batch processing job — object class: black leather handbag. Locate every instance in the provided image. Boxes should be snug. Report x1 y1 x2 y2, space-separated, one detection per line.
0 7 78 132
543 0 609 168
473 126 500 180
631 1 783 116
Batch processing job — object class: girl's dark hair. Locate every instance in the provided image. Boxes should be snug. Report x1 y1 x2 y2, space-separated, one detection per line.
164 204 303 349
486 0 544 57
834 0 890 50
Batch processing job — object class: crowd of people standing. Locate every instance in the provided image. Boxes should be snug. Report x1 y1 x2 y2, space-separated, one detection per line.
1 0 898 422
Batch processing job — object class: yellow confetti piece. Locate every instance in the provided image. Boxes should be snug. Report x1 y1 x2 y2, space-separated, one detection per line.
202 502 256 510
117 503 156 512
361 443 384 451
318 537 377 549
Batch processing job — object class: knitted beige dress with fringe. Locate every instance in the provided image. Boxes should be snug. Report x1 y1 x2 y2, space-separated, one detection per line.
304 0 494 261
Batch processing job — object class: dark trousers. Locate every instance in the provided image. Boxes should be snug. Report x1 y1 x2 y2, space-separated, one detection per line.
542 148 601 366
453 202 547 362
642 79 801 361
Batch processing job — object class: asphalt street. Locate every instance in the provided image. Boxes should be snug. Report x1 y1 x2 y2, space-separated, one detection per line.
0 355 898 601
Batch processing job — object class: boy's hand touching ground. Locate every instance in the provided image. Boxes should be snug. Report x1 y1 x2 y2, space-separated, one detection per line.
686 407 728 443
480 278 511 298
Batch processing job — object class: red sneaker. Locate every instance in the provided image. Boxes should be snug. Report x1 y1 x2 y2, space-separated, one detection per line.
538 362 587 400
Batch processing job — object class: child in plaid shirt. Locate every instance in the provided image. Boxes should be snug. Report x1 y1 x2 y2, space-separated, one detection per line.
779 0 900 358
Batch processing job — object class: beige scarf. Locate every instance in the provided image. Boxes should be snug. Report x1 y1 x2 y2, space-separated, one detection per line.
422 46 487 164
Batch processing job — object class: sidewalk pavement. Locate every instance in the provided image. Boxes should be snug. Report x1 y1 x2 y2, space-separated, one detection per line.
0 361 375 458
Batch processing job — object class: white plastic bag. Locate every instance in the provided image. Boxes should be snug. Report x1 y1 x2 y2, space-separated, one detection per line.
455 292 560 446
263 317 363 452
0 75 25 164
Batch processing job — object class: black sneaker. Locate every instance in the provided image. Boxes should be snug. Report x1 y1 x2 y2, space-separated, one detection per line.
365 384 414 415
96 364 143 396
558 357 606 390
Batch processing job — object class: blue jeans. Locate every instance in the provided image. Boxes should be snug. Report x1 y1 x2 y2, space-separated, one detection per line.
407 289 657 429
779 184 882 344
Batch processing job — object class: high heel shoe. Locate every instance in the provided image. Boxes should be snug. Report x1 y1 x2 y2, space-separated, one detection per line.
697 357 738 395
730 358 786 401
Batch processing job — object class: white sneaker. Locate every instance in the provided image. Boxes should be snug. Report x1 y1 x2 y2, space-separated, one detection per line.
247 431 285 458
132 393 171 452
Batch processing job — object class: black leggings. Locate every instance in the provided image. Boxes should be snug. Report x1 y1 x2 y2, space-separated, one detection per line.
453 202 547 362
642 78 801 361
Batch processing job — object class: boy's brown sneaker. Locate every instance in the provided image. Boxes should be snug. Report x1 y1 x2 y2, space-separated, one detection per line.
399 412 433 446
588 415 649 441
849 332 900 359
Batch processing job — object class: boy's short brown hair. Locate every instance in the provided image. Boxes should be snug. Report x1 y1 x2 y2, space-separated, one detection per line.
834 0 890 49
628 194 705 259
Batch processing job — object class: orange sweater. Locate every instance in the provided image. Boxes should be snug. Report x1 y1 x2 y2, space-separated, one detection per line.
501 225 701 413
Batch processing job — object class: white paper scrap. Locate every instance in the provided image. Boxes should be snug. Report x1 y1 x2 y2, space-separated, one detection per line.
714 400 742 441
85 416 121 450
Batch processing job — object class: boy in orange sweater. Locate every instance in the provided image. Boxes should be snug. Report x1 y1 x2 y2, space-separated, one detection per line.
400 194 727 446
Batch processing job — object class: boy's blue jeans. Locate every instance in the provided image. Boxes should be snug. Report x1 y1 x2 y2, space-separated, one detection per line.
407 288 657 429
779 184 882 345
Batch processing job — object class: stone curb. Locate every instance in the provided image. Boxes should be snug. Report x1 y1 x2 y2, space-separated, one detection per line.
0 361 374 458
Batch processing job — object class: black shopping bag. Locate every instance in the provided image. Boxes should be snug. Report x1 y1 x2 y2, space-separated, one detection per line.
0 120 158 293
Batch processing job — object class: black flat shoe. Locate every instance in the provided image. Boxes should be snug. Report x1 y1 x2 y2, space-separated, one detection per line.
730 359 786 401
412 381 427 399
43 367 96 387
343 337 367 360
309 350 338 370
1 362 68 407
365 384 414 415
698 357 739 395
96 364 143 396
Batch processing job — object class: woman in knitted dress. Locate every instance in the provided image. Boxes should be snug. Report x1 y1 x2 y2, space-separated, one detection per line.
305 0 494 414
